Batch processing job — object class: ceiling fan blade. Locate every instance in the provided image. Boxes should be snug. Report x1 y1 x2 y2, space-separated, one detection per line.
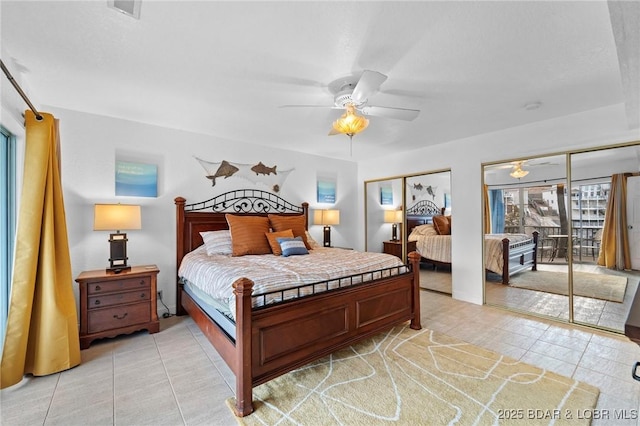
351 70 387 104
278 104 334 109
360 105 420 121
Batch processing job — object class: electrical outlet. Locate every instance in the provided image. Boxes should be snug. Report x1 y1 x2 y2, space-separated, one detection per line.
158 290 163 299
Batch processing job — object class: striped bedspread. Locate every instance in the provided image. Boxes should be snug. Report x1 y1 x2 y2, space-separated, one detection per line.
411 232 531 275
179 245 407 312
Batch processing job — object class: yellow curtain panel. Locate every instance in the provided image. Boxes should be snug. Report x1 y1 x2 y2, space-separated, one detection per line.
597 173 631 270
1 111 80 389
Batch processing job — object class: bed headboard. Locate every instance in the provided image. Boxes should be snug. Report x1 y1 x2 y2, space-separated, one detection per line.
175 189 309 257
406 200 445 232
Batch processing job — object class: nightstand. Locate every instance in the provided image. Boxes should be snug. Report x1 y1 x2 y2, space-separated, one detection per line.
75 265 160 349
383 240 416 259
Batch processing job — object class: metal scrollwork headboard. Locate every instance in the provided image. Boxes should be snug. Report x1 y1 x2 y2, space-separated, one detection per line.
183 189 305 214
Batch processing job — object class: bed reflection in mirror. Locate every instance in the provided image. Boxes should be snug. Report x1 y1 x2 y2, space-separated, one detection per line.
404 171 452 294
483 154 570 320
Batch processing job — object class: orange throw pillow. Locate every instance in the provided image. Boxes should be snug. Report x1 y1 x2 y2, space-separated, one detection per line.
265 229 294 256
268 214 311 249
433 215 451 235
225 214 271 256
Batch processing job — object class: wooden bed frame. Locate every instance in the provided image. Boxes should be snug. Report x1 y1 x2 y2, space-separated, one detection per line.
175 189 421 417
405 200 538 285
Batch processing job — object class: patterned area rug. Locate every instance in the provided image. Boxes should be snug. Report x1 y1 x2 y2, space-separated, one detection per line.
227 325 599 425
507 270 627 303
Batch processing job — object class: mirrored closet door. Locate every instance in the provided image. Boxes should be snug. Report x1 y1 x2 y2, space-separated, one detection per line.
570 143 640 332
483 154 570 320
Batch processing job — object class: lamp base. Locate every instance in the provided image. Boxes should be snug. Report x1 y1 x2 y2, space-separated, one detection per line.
106 265 131 274
323 225 331 247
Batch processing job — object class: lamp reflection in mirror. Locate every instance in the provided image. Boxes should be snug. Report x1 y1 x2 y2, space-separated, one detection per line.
94 204 141 273
384 210 403 241
313 209 340 247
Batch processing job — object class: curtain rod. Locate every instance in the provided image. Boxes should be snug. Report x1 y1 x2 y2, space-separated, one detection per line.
1 59 43 121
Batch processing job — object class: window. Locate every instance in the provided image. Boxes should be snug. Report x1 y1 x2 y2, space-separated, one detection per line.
1 126 16 346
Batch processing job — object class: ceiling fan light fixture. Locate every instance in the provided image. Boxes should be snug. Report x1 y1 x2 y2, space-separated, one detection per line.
510 164 529 179
331 104 369 136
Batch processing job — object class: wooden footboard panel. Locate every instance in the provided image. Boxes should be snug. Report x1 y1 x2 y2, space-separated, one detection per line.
250 275 415 385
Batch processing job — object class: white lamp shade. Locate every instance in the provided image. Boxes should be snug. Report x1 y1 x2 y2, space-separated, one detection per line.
384 210 403 223
94 204 141 231
313 209 340 226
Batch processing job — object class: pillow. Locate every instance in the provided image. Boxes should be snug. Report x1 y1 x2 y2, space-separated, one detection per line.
265 229 294 256
268 214 311 249
433 215 451 235
408 224 439 241
276 236 309 257
199 230 233 255
305 231 320 249
225 214 272 256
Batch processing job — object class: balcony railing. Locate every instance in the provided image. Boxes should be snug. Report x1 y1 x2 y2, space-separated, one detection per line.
503 225 601 263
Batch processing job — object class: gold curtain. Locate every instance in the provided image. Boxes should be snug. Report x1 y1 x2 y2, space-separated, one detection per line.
597 173 631 270
483 184 491 234
1 111 80 389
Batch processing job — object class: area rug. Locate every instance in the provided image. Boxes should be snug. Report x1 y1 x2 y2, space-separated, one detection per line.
226 325 599 425
507 270 627 303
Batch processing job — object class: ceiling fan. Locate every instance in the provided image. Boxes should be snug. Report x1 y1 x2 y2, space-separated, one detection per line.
280 70 421 136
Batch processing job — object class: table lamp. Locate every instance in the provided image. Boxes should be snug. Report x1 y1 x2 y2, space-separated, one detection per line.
313 209 340 247
384 210 403 241
94 203 141 273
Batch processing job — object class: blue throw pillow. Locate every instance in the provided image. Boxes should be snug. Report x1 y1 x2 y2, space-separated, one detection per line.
276 236 309 257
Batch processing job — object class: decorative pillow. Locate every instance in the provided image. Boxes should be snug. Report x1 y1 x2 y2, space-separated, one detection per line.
446 215 452 228
277 236 309 257
225 214 272 256
411 224 438 236
268 214 311 249
265 229 294 256
305 231 320 249
199 230 233 255
433 215 451 235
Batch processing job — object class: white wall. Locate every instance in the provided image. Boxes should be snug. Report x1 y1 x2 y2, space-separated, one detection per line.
358 103 640 305
46 107 358 314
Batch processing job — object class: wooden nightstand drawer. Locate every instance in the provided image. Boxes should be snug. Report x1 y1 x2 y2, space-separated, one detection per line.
76 265 160 348
87 302 151 334
88 289 151 310
88 276 149 295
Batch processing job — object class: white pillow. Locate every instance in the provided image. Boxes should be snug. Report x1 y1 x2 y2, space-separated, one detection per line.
409 224 438 240
305 231 320 249
200 230 233 256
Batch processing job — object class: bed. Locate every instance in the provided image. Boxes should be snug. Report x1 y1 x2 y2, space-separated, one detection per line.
175 189 421 417
405 200 538 285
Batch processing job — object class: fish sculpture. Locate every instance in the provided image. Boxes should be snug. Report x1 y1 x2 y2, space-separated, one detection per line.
426 185 437 200
251 162 277 176
413 183 423 191
207 160 239 186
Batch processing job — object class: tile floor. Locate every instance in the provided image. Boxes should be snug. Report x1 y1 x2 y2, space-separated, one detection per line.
2 290 640 425
421 263 640 333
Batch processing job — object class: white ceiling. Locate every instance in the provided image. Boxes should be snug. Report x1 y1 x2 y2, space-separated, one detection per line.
1 1 638 162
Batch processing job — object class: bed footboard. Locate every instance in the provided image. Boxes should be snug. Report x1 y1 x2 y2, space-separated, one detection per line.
501 231 538 284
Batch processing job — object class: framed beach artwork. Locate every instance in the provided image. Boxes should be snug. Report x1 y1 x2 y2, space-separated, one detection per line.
115 161 158 197
380 184 393 205
317 178 336 204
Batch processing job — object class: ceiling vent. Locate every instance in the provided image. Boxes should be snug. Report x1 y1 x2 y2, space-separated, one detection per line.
108 0 141 19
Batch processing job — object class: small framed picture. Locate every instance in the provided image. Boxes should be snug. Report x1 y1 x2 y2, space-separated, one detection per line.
116 161 158 197
317 178 336 204
380 184 393 205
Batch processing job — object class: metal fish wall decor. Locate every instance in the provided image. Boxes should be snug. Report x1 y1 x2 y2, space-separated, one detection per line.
195 157 294 193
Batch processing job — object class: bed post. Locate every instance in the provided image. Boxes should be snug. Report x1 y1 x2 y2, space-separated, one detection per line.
175 197 186 316
233 278 254 417
501 238 510 285
532 231 539 271
408 251 422 330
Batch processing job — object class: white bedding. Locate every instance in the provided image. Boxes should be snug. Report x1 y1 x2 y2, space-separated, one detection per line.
178 245 407 313
409 224 531 275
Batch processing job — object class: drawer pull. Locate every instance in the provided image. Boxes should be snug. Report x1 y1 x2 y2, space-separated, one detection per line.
113 313 128 320
140 280 145 285
140 293 146 298
94 300 101 306
95 285 101 291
